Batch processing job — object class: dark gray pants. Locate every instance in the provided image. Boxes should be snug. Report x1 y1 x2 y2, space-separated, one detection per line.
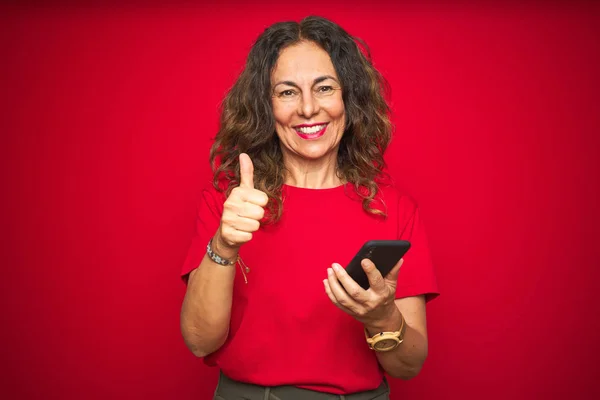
214 372 390 400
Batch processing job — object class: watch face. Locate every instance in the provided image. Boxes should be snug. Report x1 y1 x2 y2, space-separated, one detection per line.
375 339 398 351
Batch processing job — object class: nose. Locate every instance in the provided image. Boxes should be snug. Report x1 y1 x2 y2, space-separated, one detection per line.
298 91 320 118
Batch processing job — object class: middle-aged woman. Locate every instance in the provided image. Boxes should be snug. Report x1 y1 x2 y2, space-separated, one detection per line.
180 15 439 400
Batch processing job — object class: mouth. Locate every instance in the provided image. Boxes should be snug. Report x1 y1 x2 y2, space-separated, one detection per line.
293 123 328 140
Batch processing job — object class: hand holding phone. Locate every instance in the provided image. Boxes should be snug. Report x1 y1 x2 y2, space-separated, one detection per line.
345 240 411 290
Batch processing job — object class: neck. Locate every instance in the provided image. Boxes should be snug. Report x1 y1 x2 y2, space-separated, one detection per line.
282 150 343 189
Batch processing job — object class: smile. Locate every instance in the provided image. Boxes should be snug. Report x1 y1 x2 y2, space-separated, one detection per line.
294 123 328 140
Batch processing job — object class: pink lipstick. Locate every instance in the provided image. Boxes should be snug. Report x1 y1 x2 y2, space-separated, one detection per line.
294 123 328 140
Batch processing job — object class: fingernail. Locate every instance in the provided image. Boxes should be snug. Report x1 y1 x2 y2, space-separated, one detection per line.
332 264 340 271
327 268 333 276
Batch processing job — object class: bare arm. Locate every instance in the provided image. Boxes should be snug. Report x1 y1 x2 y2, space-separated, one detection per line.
364 296 428 379
324 259 430 379
180 232 238 357
180 154 267 357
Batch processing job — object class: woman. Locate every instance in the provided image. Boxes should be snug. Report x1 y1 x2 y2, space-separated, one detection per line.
180 15 439 400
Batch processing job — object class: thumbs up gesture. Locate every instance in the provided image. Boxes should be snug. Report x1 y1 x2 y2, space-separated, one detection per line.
217 153 269 250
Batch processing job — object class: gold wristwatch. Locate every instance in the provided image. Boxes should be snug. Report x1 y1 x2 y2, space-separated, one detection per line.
365 313 406 352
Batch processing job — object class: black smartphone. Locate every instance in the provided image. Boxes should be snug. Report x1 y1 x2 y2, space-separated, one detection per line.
345 240 411 290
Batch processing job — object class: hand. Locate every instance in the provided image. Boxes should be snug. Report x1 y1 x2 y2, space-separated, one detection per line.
323 258 403 325
215 153 269 253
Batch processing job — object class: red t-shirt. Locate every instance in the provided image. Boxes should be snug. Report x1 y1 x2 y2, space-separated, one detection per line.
181 181 439 394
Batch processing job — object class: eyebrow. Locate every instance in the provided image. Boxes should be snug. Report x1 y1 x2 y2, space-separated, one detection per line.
273 75 339 89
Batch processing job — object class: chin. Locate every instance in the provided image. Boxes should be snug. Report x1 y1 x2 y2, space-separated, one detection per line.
296 149 335 161
292 141 338 160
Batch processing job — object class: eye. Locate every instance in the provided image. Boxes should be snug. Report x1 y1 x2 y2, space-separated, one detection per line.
279 89 296 97
317 85 334 93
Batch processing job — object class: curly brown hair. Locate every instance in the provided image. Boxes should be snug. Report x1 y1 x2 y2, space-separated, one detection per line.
210 15 393 223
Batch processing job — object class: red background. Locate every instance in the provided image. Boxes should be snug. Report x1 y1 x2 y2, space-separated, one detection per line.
2 2 599 399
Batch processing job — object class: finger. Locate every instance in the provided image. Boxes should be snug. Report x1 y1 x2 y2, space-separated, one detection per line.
239 153 254 189
222 208 261 232
229 216 261 233
238 202 266 221
384 258 403 282
323 279 353 314
230 187 269 207
243 189 269 207
361 258 386 293
331 263 369 303
327 267 361 312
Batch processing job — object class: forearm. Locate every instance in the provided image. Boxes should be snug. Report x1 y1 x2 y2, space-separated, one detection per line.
364 306 428 379
180 235 237 357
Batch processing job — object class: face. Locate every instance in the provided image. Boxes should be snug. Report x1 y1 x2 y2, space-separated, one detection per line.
271 41 346 164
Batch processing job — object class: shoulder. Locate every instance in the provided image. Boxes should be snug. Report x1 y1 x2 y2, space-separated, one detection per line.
196 179 228 215
376 176 419 215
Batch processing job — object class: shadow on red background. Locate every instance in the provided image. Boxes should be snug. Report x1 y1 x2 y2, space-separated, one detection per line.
1 1 599 399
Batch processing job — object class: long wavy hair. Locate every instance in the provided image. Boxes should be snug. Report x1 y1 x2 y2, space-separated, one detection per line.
210 15 393 223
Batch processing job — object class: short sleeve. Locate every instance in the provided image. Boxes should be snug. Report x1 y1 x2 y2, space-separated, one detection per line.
396 196 439 302
180 187 225 281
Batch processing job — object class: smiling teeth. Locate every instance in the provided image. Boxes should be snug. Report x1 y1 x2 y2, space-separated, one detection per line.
298 124 326 134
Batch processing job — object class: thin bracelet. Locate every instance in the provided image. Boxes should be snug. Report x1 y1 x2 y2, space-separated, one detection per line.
206 238 237 266
206 238 250 284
